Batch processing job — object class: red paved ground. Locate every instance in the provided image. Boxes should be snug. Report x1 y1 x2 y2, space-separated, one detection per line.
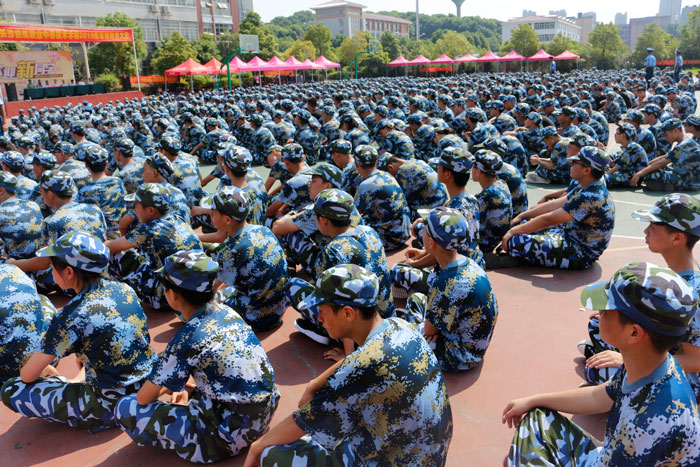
0 233 664 466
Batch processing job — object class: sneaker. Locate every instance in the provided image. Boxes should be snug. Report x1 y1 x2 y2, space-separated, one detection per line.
294 318 330 345
392 285 409 299
484 252 521 270
644 180 666 191
526 172 551 184
577 339 592 356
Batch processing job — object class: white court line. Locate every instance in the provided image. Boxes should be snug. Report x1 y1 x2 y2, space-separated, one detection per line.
612 234 645 240
612 199 654 207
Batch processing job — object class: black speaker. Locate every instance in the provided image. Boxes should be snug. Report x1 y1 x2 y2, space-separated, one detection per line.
4 83 18 102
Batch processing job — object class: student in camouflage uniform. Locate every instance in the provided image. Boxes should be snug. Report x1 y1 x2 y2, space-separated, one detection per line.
503 146 615 270
250 114 277 164
1 151 36 200
55 141 91 190
266 143 314 219
473 150 512 255
0 172 42 260
106 183 202 311
75 144 127 239
353 145 411 251
1 231 157 433
294 110 321 165
479 137 529 218
329 139 362 196
380 154 448 220
581 194 700 399
158 135 204 207
114 250 280 463
29 149 56 216
605 122 648 188
0 264 56 382
286 189 394 351
217 146 267 225
623 110 657 159
401 207 498 371
631 117 700 191
527 127 572 184
205 187 288 331
112 137 144 194
376 120 415 159
503 262 700 466
245 264 453 467
643 103 673 156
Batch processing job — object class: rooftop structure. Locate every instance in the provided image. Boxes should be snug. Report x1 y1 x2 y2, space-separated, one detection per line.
502 15 581 44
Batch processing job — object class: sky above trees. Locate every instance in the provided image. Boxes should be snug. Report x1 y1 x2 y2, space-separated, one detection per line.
257 0 662 25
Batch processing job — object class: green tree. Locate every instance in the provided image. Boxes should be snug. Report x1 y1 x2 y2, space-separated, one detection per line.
587 23 628 69
239 12 278 60
88 12 147 77
545 34 581 56
282 40 316 61
380 30 401 59
331 34 347 49
500 24 540 57
191 33 221 63
679 9 700 59
434 30 474 58
216 31 239 59
629 23 679 65
336 31 368 66
150 31 198 74
304 23 334 59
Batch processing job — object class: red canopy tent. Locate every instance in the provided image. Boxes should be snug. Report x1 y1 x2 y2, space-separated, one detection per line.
265 56 290 84
527 49 553 61
454 54 478 62
500 50 525 61
473 51 503 62
314 55 341 68
202 58 223 74
227 56 250 71
302 58 325 81
388 55 410 66
165 58 209 90
245 56 272 72
407 54 431 65
430 53 454 64
554 50 580 60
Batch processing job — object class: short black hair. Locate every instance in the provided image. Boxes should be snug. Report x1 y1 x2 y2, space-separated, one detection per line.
661 223 700 249
590 167 604 180
328 216 352 228
162 280 215 308
451 170 470 187
616 311 683 354
50 256 102 286
86 159 107 173
330 303 378 320
231 168 247 178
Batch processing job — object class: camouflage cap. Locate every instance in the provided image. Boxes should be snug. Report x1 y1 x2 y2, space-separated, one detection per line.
17 135 35 149
660 118 682 132
330 139 352 155
623 110 645 125
32 150 57 169
560 106 576 118
54 141 74 154
298 263 380 310
685 115 700 127
200 186 249 222
439 146 473 174
632 193 700 236
541 126 558 137
157 250 219 293
473 149 503 175
423 206 470 251
616 122 637 141
40 170 76 195
159 135 182 154
82 144 109 164
526 112 542 126
268 144 283 153
0 171 17 193
37 231 110 274
124 182 172 211
1 151 25 172
465 108 485 123
114 137 135 156
313 188 354 222
643 104 661 118
282 143 305 162
570 132 596 148
69 120 87 135
568 146 610 171
375 119 394 131
145 153 175 179
310 162 344 189
222 145 253 172
581 262 698 337
354 144 379 166
480 136 508 157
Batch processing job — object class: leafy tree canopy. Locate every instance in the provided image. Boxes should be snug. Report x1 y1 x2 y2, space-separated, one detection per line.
679 9 700 60
630 23 679 65
150 31 197 74
88 12 147 77
587 23 628 69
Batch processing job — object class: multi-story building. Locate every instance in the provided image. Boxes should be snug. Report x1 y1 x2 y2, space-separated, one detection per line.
502 15 581 44
0 0 253 44
522 9 536 17
364 13 410 39
615 12 628 26
658 0 682 23
567 14 594 43
549 10 567 17
629 15 672 50
681 4 699 24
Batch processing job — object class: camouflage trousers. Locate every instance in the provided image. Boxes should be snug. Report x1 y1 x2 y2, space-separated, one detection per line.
507 230 594 270
582 317 620 386
507 408 602 466
604 171 633 188
286 278 322 327
261 436 356 467
114 390 279 464
390 264 431 296
198 150 218 165
108 250 166 311
278 231 321 276
215 286 287 332
646 169 684 187
1 375 140 433
375 224 410 252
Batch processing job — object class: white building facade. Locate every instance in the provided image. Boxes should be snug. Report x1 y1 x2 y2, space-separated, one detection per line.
502 15 581 44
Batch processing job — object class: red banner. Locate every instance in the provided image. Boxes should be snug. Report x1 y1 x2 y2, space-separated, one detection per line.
658 59 700 66
0 24 133 43
418 66 452 72
129 75 178 86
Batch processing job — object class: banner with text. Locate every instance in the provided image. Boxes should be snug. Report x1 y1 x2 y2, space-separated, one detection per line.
0 51 75 98
0 24 133 43
129 75 179 86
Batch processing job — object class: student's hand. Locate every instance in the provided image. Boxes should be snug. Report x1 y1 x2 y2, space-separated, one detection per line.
40 364 59 378
588 310 600 320
586 350 623 369
500 231 515 253
502 397 533 428
243 441 264 467
190 207 209 217
323 347 346 362
298 384 317 408
597 141 606 151
170 390 189 405
630 173 641 187
529 155 540 165
510 214 524 227
423 333 439 344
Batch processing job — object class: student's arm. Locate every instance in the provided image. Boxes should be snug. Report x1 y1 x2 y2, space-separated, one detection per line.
243 415 306 467
271 218 301 237
20 351 57 383
423 320 440 343
264 176 277 192
266 200 288 218
267 181 282 196
6 256 51 272
537 188 568 205
502 208 574 253
630 157 671 187
606 166 619 175
530 155 554 170
118 213 136 236
502 384 614 428
136 380 163 405
404 249 437 269
512 195 568 225
104 236 136 255
673 343 700 373
200 173 216 187
198 229 227 243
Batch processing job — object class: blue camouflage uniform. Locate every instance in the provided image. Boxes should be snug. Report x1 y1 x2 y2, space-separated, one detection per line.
476 182 512 253
636 127 657 160
0 196 42 259
535 138 572 184
498 162 528 218
380 129 415 159
273 168 314 213
14 175 36 200
116 158 145 194
393 159 448 220
76 176 127 239
295 124 321 165
0 265 56 382
606 142 648 188
647 137 700 190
